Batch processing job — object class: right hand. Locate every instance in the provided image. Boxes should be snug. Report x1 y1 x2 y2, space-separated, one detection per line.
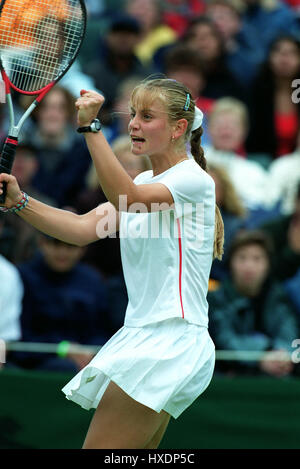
0 173 23 209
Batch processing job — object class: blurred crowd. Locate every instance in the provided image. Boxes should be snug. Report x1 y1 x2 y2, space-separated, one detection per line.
1 0 300 378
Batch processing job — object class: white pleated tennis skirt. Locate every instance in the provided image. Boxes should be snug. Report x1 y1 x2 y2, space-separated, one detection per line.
62 318 215 419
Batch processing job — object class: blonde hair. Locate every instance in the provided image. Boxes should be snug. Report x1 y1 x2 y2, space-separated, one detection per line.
209 97 249 134
130 78 224 260
208 163 246 217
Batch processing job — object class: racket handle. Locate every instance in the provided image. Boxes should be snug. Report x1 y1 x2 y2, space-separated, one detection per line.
0 137 18 204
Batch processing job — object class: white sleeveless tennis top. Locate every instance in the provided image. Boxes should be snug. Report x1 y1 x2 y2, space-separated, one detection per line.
119 159 215 328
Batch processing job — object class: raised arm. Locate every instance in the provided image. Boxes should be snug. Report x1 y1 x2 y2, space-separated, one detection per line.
76 90 175 211
0 174 119 246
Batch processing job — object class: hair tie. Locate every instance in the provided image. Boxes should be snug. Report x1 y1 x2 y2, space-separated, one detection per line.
191 106 204 132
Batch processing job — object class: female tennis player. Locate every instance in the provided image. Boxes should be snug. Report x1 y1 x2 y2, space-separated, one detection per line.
0 78 224 449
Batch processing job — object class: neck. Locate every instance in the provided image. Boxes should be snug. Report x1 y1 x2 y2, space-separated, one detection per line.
150 151 189 177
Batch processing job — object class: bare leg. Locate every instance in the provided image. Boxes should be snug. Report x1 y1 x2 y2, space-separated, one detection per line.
82 380 170 449
144 413 171 449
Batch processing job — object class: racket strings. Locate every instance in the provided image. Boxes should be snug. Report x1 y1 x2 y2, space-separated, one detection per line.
0 0 85 92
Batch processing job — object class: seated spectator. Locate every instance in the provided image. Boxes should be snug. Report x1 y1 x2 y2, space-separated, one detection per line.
208 230 298 376
86 13 153 124
162 0 206 36
180 15 248 101
15 230 111 372
0 254 23 369
21 86 91 207
204 97 269 209
246 35 300 159
267 131 300 215
206 0 264 86
259 184 300 280
125 0 177 66
208 163 247 281
240 0 300 56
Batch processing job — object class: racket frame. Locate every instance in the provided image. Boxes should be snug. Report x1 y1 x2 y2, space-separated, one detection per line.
0 0 87 201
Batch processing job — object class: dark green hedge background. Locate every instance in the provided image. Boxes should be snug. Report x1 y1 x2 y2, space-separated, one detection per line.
0 369 299 449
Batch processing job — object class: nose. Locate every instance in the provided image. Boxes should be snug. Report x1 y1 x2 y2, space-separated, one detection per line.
129 114 141 131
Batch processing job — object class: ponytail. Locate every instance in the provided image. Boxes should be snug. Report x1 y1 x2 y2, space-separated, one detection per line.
190 127 224 260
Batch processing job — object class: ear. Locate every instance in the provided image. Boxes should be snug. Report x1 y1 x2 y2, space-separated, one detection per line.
173 119 188 139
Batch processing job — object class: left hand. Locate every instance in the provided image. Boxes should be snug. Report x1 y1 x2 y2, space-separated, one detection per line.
76 90 105 127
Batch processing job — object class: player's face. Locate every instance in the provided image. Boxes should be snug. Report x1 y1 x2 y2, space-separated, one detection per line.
128 97 173 157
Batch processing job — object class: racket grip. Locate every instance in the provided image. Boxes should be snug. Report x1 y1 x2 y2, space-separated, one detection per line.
0 137 18 204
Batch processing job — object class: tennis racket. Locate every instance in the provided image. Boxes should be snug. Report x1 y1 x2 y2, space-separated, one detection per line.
0 0 87 203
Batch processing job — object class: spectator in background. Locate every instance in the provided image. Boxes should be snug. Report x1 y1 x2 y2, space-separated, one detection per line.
206 0 264 86
208 163 247 282
239 0 300 56
208 230 298 376
163 45 214 113
259 183 300 281
246 35 300 159
15 229 110 372
162 0 206 36
126 0 177 66
181 16 247 101
267 130 300 215
204 97 268 210
21 86 91 207
86 13 153 125
1 145 55 265
0 254 23 369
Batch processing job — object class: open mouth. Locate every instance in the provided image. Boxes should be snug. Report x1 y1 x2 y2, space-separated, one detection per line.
131 136 145 143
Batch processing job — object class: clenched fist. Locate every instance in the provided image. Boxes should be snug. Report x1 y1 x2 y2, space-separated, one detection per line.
76 89 105 127
0 173 23 208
